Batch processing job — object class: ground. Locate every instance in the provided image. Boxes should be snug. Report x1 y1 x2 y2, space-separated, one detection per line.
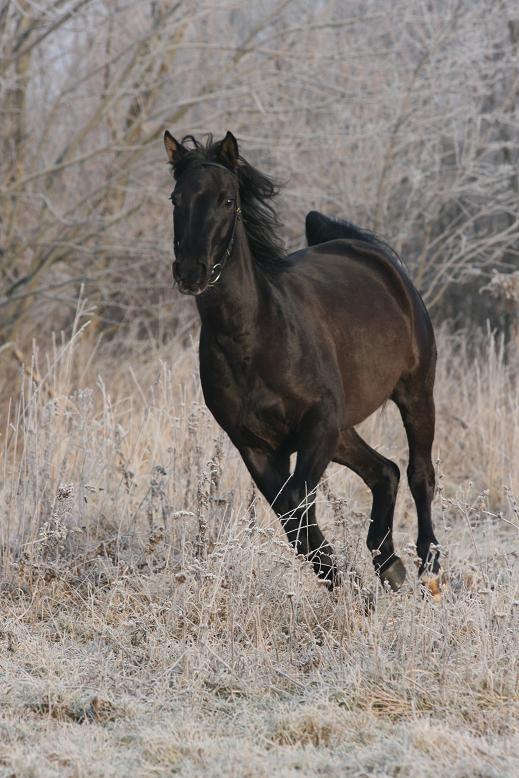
0 327 518 777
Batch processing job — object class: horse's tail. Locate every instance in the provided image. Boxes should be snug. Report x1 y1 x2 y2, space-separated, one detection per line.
305 210 405 269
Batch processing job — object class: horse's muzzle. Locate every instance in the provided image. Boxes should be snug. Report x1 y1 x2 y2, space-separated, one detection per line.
172 259 209 296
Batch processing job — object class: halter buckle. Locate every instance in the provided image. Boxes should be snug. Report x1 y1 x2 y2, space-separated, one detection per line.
208 262 223 287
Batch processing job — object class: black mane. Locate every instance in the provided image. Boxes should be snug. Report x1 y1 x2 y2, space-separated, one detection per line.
174 135 287 272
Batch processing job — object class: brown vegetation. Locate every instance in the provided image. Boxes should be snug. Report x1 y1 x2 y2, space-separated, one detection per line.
1 1 518 775
1 0 518 355
1 324 518 776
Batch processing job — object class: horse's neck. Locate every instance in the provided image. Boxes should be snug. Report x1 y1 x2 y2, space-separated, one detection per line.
197 236 260 340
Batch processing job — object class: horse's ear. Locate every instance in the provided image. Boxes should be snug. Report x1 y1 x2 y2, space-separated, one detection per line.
164 130 186 167
219 130 239 167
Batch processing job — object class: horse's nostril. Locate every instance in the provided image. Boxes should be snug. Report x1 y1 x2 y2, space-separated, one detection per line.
173 263 186 283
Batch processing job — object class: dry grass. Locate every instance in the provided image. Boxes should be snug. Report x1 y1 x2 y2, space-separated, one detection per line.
0 315 518 777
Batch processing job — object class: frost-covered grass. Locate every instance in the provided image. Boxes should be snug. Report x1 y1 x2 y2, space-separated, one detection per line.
1 323 518 777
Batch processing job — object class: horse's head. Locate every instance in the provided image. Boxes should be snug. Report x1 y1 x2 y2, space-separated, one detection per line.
164 130 241 296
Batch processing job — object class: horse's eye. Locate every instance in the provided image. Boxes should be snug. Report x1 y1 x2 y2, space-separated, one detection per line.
224 198 234 209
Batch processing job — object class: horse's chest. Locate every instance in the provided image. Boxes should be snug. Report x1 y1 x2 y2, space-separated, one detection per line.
200 343 290 451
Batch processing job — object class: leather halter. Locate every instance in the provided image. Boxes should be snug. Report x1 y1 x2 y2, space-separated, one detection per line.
174 160 242 290
201 162 241 288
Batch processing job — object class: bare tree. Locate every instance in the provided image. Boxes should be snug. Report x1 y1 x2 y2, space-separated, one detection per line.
1 0 518 354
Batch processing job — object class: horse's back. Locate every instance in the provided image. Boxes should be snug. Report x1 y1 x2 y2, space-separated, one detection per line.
302 211 434 373
287 238 417 329
305 211 403 268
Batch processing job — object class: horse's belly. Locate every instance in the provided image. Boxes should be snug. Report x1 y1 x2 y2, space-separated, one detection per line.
328 315 412 427
338 340 410 426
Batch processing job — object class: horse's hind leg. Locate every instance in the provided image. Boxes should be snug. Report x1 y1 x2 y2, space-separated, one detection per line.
393 377 441 589
333 429 406 591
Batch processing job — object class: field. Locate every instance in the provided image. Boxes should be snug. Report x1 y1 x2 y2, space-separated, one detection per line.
1 320 518 777
1 3 519 773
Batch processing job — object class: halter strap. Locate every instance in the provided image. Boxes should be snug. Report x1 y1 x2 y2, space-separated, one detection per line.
207 201 242 287
201 161 235 173
199 162 241 288
172 160 241 289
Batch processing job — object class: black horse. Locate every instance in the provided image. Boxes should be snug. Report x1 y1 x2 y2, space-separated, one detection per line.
163 130 442 596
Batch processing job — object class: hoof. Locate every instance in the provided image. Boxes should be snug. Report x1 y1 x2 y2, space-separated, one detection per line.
421 572 444 602
379 558 407 592
311 551 339 590
361 588 375 614
314 563 339 590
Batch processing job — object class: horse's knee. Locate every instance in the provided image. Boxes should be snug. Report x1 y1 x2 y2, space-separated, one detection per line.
277 483 314 518
407 460 435 497
374 461 400 501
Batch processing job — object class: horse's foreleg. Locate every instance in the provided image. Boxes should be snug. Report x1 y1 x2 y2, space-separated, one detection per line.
278 410 339 585
239 446 330 576
241 410 339 586
333 428 406 591
239 447 291 508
